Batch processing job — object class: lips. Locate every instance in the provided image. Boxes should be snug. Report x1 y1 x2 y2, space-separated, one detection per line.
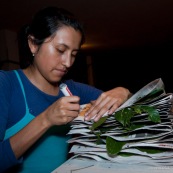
54 69 67 76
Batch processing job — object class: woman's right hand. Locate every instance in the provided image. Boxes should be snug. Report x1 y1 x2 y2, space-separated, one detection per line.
43 96 80 127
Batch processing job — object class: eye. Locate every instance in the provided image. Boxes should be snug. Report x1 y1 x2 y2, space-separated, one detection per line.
58 49 64 53
71 53 77 58
57 49 65 54
71 51 78 58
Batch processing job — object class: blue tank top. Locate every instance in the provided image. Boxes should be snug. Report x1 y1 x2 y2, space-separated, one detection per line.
4 70 70 173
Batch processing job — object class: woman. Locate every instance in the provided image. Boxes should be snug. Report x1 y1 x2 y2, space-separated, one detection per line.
0 6 131 172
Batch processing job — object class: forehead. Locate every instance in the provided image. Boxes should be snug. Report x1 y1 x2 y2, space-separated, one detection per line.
49 26 82 48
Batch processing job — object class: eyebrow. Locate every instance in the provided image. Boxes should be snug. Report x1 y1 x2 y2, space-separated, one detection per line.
58 43 80 52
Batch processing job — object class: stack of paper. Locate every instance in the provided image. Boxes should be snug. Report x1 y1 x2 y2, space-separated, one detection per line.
67 78 173 166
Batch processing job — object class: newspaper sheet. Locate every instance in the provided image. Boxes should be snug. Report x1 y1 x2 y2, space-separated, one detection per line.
67 78 173 167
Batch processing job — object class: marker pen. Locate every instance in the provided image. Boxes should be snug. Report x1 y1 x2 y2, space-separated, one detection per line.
59 83 73 96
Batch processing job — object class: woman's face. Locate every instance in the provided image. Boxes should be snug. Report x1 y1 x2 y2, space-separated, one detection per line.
31 26 82 83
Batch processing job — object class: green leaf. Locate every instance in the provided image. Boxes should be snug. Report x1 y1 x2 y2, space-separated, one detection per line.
133 105 142 114
89 104 161 155
95 136 104 145
137 147 166 154
114 105 160 129
118 152 134 157
114 107 135 127
90 116 108 131
106 137 126 155
139 105 160 123
147 108 160 123
125 124 144 131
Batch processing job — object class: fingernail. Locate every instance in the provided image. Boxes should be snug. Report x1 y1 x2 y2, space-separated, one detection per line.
84 116 89 121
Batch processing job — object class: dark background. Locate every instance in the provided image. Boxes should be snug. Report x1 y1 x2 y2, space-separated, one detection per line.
0 0 173 93
66 42 173 94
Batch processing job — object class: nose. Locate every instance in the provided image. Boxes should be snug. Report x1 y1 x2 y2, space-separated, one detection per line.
62 54 71 68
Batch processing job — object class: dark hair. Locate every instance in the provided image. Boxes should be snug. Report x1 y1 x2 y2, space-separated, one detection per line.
18 6 85 68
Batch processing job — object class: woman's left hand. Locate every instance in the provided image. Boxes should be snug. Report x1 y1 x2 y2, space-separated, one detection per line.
84 87 131 122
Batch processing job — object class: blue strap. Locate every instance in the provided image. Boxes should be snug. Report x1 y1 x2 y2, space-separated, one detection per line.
4 70 34 140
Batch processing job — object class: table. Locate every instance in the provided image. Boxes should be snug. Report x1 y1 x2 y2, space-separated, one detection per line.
52 158 173 173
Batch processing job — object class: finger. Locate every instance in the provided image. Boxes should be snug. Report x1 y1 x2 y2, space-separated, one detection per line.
86 97 120 121
90 100 96 105
61 95 80 104
107 100 121 115
60 114 77 124
85 94 109 116
107 103 119 115
85 97 111 121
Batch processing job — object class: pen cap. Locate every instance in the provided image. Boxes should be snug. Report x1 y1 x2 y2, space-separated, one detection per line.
59 83 72 96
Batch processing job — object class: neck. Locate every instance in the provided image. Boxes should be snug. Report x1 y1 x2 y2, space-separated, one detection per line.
23 67 59 96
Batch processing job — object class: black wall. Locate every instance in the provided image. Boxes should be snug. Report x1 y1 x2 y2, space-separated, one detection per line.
64 41 173 94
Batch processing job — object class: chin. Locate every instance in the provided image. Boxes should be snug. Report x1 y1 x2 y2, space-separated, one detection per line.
50 76 62 83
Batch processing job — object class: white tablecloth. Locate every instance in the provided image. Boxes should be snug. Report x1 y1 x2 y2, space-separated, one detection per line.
52 158 173 173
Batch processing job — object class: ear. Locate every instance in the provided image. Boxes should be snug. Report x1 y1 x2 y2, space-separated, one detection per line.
28 35 38 54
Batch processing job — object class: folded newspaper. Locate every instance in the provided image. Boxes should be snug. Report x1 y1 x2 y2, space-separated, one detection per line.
67 78 173 166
